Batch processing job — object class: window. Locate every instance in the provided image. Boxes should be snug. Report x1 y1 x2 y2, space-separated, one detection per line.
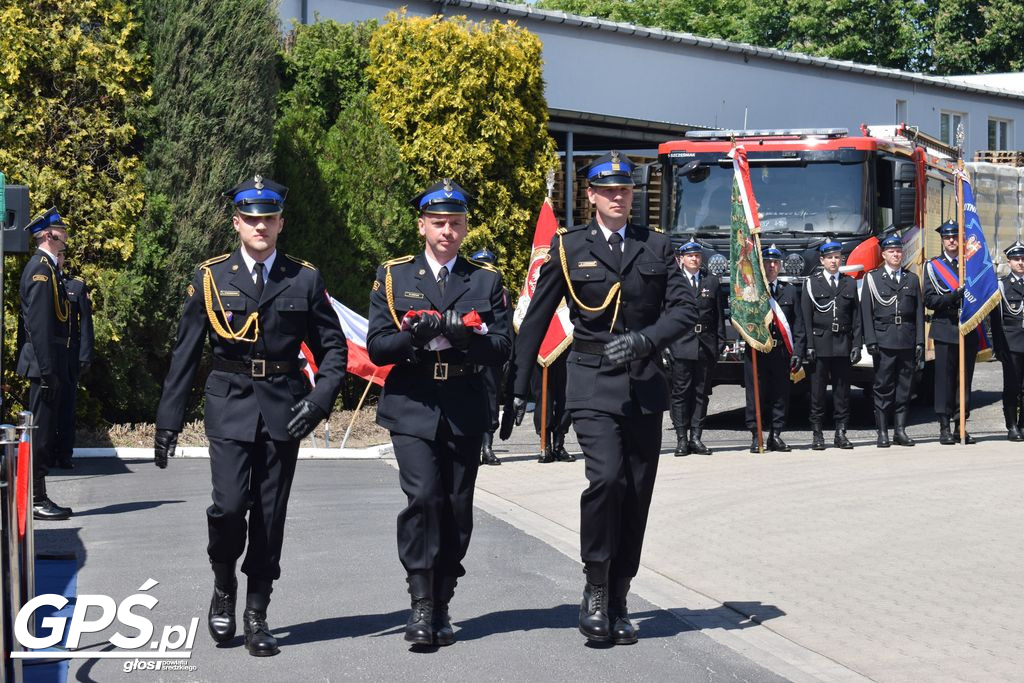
896 100 908 125
988 118 1011 150
940 111 966 146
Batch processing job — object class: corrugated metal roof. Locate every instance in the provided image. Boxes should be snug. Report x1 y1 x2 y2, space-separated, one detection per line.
436 0 1024 102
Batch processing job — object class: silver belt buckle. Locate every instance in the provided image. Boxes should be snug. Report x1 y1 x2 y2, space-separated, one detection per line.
893 315 902 325
694 323 703 333
251 359 266 378
433 362 449 380
831 322 840 333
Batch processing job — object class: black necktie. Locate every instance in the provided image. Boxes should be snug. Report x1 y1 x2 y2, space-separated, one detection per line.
770 282 777 298
830 275 838 290
437 265 448 296
608 232 623 272
254 262 265 299
690 274 698 289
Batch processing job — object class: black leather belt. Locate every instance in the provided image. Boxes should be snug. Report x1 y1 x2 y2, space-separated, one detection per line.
212 358 301 378
694 320 714 333
422 362 480 381
814 323 850 333
878 315 904 325
572 340 606 355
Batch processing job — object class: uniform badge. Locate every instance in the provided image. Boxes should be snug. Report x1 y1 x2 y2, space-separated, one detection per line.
186 283 195 297
254 174 264 189
219 289 240 296
403 291 425 299
443 179 453 197
700 288 709 297
33 274 48 282
372 280 381 292
418 269 426 276
231 264 239 272
576 260 598 268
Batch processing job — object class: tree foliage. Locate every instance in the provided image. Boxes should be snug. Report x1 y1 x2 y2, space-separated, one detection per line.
0 0 148 422
368 12 558 281
537 0 1024 75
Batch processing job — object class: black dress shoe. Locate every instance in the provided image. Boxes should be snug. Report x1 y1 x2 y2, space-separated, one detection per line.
609 579 637 644
834 426 853 449
954 428 976 445
433 576 457 646
811 429 826 451
480 433 501 465
242 608 279 656
673 439 690 457
876 431 890 448
537 448 555 464
688 431 711 455
749 434 759 453
579 583 611 642
767 432 791 452
893 427 915 447
1008 425 1024 442
939 418 956 445
33 499 71 521
208 583 237 643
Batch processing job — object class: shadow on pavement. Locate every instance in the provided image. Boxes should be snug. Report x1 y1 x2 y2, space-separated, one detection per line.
72 500 184 517
278 610 408 645
35 526 86 568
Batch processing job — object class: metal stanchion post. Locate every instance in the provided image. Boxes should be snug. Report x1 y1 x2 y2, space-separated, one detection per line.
2 422 24 682
17 413 33 625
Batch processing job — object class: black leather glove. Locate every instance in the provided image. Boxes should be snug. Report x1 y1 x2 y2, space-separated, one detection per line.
512 396 527 426
804 348 816 364
498 396 517 440
40 373 60 403
850 347 862 365
789 354 801 373
915 344 924 366
286 399 327 441
154 429 178 469
79 361 91 374
409 312 442 346
867 343 879 357
604 332 654 366
953 285 965 301
442 309 472 350
660 348 674 372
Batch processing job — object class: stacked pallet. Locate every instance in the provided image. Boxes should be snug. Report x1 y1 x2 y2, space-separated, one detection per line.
973 150 1024 166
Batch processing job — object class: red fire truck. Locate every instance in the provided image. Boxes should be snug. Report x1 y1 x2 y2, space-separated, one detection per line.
637 124 973 387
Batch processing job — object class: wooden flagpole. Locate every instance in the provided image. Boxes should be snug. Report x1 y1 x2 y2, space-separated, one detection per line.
956 159 967 444
540 366 549 457
752 349 764 453
340 374 377 449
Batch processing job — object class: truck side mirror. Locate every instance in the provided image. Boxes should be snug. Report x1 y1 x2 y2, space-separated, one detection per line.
892 160 916 228
631 163 654 228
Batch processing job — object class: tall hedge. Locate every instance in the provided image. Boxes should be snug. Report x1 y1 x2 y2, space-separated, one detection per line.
0 0 148 423
368 12 558 282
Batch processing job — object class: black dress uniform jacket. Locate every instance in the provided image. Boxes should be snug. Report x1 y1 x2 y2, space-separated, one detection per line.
17 250 71 383
766 280 805 357
668 272 724 360
156 249 347 441
801 271 862 356
861 268 925 350
993 274 1024 354
367 254 511 439
65 277 95 371
924 255 965 344
513 222 697 412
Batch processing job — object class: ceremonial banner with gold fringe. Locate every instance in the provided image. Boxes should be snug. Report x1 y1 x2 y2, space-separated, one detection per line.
727 145 773 353
954 169 1000 337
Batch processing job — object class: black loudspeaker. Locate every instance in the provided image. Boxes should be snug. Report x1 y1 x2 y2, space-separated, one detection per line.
3 185 31 253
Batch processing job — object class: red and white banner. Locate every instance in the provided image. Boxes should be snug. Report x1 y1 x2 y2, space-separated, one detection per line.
300 296 393 387
513 198 573 367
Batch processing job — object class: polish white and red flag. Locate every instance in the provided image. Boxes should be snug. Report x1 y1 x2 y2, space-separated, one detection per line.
513 198 573 366
300 295 392 387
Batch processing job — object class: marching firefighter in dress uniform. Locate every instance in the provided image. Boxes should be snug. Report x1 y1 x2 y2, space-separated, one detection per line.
54 254 94 469
471 247 511 466
512 152 696 645
666 241 724 456
992 240 1024 441
924 220 977 444
800 241 863 450
17 208 73 520
861 233 924 448
366 180 511 647
155 175 347 657
744 245 804 453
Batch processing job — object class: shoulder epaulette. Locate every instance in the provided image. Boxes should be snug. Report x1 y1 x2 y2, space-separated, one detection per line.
555 227 568 235
285 254 317 271
199 253 230 268
466 258 498 273
71 276 84 282
648 225 664 234
383 255 415 267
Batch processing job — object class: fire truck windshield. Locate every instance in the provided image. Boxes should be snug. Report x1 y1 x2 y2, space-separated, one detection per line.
669 159 871 237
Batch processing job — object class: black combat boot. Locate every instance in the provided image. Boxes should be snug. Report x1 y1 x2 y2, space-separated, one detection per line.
537 432 555 463
405 572 434 646
1006 408 1024 441
938 416 955 445
767 431 791 452
875 409 890 448
208 563 237 643
688 428 711 455
834 423 853 449
893 413 915 446
953 422 976 444
811 424 826 451
749 431 760 453
433 576 457 646
579 562 611 642
608 578 638 645
242 581 278 657
480 432 501 465
674 432 690 457
552 430 576 462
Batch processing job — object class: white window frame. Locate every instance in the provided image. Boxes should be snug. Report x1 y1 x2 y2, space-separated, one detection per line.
940 111 967 147
988 118 1012 150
